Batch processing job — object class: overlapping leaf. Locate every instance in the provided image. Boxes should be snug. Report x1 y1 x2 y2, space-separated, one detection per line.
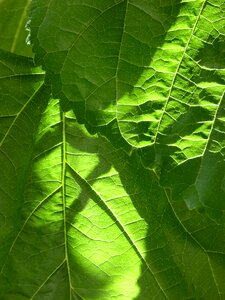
28 0 225 218
1 0 225 299
1 68 225 297
0 50 46 268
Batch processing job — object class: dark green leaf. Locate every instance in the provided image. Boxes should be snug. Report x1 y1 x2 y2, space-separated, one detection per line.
0 0 33 56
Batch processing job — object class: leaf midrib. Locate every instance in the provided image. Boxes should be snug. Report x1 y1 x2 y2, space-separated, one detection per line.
61 111 73 300
66 161 169 299
153 0 207 144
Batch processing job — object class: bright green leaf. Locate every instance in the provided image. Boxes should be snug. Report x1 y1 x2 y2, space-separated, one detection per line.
1 1 225 299
1 86 225 298
28 1 225 219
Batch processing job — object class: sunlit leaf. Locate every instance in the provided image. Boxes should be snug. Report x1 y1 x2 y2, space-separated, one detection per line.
1 1 225 299
29 0 225 219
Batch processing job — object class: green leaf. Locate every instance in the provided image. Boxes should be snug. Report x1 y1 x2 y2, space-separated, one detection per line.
1 1 225 299
28 1 225 218
0 0 33 56
0 50 46 268
1 86 225 298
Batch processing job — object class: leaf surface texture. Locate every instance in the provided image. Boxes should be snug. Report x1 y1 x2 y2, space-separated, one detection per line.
0 0 225 299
